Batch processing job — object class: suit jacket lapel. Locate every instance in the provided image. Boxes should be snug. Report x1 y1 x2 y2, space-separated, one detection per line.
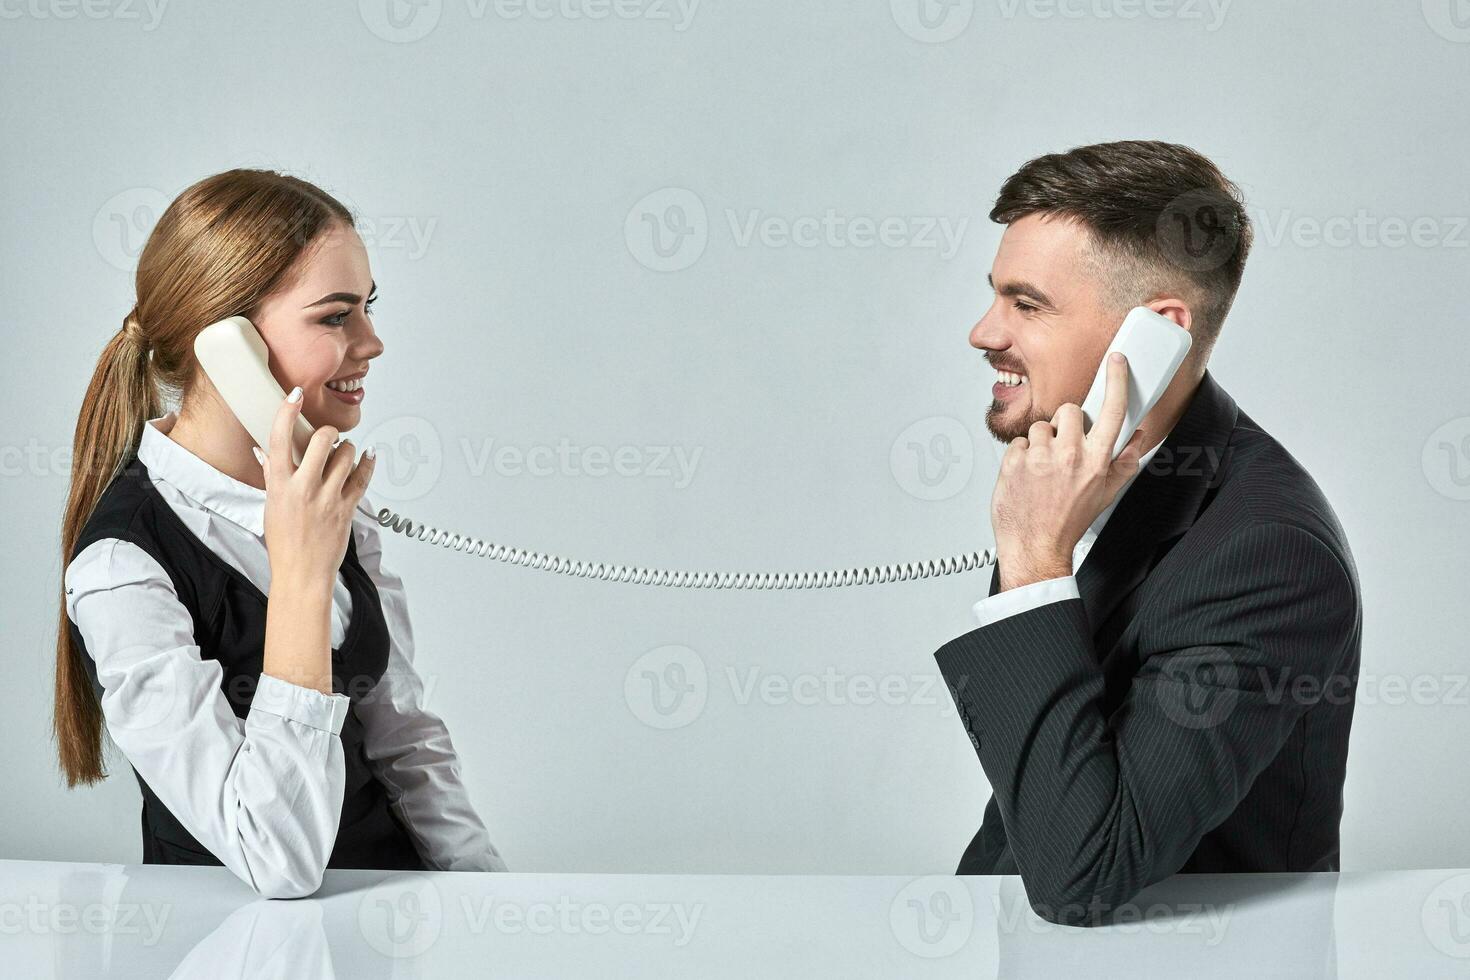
1074 370 1237 635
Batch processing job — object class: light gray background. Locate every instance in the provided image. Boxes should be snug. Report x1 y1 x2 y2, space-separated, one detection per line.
3 1 1468 874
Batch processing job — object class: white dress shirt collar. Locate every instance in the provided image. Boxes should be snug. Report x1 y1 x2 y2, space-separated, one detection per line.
137 412 268 538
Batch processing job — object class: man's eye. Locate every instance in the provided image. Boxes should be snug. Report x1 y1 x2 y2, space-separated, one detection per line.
1013 299 1038 314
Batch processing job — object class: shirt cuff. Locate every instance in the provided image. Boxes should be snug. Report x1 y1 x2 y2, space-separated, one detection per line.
251 673 350 735
972 575 1080 628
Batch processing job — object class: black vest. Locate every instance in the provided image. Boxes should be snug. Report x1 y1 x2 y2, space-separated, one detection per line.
68 451 425 872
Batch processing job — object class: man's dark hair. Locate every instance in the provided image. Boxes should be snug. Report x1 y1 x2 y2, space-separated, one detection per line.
991 140 1252 360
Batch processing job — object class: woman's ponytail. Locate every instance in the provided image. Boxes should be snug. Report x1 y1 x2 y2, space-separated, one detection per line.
54 309 160 785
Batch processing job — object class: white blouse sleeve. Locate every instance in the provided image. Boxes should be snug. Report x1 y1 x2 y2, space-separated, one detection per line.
349 500 507 871
65 537 351 899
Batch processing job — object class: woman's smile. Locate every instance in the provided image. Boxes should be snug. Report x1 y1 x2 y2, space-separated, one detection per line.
324 369 367 406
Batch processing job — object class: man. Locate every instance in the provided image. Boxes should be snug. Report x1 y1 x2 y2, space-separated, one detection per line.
936 140 1361 925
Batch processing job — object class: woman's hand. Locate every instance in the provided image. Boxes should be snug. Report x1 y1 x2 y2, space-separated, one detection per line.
254 386 375 693
255 386 376 584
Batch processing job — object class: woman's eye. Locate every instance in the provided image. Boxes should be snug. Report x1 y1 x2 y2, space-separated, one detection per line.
322 297 376 326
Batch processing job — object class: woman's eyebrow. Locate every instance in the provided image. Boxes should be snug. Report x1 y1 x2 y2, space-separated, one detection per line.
303 281 377 309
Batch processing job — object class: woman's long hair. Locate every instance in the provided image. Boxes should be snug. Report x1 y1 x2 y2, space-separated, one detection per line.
56 169 354 786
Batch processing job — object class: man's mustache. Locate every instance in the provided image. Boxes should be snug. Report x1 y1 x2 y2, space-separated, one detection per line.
984 354 1027 375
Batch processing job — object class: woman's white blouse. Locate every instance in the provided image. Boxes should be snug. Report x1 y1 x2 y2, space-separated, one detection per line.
63 413 506 897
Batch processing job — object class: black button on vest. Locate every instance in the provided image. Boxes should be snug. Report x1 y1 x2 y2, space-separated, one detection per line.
68 451 425 872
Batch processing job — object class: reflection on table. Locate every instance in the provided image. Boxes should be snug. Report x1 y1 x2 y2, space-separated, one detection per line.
6 859 1470 978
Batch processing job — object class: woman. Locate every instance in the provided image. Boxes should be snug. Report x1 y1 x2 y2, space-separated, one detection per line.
55 169 505 898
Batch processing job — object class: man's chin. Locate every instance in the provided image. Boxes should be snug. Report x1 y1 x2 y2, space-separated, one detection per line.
985 400 1042 443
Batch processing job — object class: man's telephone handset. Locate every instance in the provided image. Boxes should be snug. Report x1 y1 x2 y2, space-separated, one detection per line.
1078 306 1193 458
193 308 1190 590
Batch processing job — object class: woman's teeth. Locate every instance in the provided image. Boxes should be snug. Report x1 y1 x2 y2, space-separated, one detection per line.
326 378 363 392
997 370 1028 387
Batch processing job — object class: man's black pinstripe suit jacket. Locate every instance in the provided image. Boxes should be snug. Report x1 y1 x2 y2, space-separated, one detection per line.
935 369 1362 923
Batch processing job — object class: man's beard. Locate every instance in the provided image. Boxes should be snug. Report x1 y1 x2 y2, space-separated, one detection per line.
985 397 1049 443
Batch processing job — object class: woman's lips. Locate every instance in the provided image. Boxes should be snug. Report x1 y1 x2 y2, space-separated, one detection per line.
324 383 364 405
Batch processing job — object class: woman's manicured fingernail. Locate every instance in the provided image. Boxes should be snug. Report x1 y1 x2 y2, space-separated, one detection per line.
251 446 265 467
364 444 376 460
286 386 302 403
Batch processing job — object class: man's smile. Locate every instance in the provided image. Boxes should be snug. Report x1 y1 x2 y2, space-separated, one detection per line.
992 368 1029 402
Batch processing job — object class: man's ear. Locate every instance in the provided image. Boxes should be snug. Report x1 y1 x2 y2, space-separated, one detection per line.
1145 298 1193 334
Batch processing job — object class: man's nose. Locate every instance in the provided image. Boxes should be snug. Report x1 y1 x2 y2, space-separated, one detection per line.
970 307 1009 352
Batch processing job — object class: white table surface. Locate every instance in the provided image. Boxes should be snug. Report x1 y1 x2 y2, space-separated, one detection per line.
3 859 1470 978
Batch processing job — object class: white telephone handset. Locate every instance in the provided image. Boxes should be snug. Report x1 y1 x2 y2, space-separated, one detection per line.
194 316 316 467
193 307 1189 590
1079 306 1193 458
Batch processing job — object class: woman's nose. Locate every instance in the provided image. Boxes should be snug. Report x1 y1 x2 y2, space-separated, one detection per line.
354 319 385 359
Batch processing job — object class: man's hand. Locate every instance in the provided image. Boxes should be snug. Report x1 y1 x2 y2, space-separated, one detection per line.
991 352 1149 592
